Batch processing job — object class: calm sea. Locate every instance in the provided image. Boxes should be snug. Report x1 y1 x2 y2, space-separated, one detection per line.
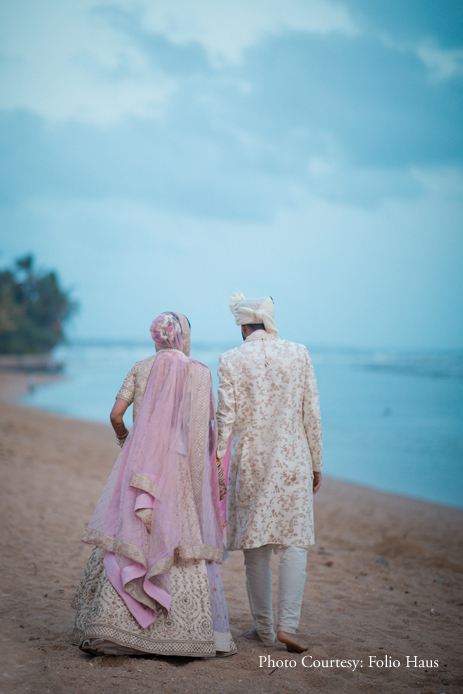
21 342 463 509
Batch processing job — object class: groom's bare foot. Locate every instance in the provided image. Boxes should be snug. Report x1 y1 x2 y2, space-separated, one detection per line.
277 631 308 653
242 628 263 641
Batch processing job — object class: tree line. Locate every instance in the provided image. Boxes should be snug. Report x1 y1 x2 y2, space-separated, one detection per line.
0 255 78 354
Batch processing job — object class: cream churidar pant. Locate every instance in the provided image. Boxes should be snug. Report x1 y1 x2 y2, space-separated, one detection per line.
243 544 308 644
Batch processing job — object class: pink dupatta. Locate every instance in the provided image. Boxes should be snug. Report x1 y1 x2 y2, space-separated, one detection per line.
82 313 223 627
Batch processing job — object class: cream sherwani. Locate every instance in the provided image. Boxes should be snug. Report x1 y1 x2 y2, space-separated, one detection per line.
216 330 322 552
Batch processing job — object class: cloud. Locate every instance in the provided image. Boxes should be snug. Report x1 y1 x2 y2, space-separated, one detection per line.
0 0 357 124
343 0 463 50
112 0 358 64
1 0 461 186
415 42 463 81
1 0 462 349
0 0 174 124
0 108 292 220
235 31 463 178
1 17 462 221
343 0 463 82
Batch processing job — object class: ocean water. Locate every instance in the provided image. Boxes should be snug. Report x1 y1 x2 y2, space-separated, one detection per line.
21 343 463 509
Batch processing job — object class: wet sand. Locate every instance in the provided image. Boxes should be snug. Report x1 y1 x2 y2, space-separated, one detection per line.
1 370 462 694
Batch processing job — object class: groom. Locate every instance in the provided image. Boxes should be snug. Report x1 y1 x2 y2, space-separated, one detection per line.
216 293 323 653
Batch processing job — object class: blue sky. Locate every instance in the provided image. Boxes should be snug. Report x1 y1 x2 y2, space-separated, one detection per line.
1 0 462 349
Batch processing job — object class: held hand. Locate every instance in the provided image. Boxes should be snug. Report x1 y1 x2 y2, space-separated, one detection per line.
219 479 228 501
313 471 322 494
217 458 227 500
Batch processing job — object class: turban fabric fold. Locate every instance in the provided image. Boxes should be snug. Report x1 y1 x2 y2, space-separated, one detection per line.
229 293 278 336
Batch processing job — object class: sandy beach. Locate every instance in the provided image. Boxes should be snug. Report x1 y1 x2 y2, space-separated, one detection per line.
1 370 462 694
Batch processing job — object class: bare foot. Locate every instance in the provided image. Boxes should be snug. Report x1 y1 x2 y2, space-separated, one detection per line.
242 628 263 641
277 631 308 653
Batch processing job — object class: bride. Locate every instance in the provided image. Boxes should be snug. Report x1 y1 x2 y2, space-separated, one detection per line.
71 311 235 657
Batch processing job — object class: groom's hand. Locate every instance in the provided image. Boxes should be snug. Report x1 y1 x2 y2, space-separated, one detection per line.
313 471 322 494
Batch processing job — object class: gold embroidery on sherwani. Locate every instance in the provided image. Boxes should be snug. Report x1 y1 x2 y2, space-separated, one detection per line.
216 332 322 551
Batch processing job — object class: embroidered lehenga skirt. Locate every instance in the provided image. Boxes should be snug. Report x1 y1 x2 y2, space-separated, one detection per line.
71 548 237 657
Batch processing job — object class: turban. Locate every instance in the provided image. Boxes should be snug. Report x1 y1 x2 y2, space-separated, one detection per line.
229 293 278 336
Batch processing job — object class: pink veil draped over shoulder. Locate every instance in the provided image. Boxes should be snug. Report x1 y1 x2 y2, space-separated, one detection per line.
82 312 223 628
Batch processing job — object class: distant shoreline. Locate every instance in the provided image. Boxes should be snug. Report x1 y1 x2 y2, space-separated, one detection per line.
0 354 64 373
0 367 64 407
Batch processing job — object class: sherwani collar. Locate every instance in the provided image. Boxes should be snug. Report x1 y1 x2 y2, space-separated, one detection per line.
245 330 278 343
